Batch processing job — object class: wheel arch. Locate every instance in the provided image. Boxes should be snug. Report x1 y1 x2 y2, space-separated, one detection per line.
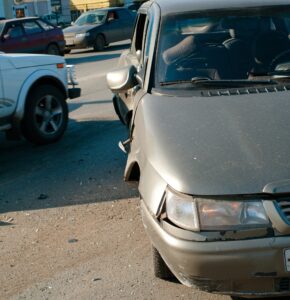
14 72 67 127
98 32 107 45
125 160 140 182
26 76 67 100
46 42 60 54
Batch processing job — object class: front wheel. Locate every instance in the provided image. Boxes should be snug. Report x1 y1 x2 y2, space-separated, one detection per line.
152 246 174 280
22 85 68 145
46 43 60 55
93 35 105 51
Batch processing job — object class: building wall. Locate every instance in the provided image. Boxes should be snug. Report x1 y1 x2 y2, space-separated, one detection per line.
70 0 123 20
51 0 71 24
2 0 51 18
2 0 70 22
0 1 5 18
70 0 123 11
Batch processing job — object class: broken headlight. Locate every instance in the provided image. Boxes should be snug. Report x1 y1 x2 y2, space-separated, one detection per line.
166 188 199 231
197 199 270 230
165 188 270 231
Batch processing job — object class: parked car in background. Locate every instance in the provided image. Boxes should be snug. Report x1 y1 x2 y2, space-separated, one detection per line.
42 13 71 28
107 0 290 298
0 52 80 144
63 7 135 53
0 17 65 55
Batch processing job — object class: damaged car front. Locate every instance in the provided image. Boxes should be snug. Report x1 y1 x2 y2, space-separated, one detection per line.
107 0 290 298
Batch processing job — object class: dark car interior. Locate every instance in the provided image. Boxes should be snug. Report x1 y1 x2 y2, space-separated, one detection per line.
159 13 290 83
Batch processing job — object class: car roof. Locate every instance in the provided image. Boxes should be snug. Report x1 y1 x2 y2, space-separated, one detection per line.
0 17 40 24
150 0 290 15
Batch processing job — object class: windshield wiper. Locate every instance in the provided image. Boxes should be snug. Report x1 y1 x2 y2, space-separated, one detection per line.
160 80 192 86
191 78 278 87
160 78 278 87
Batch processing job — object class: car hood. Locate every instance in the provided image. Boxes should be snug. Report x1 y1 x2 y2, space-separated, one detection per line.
5 53 65 69
139 90 290 196
63 24 101 34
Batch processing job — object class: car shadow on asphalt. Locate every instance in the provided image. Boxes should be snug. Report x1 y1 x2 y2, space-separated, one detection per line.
69 99 113 110
67 42 130 55
0 119 138 214
65 53 121 65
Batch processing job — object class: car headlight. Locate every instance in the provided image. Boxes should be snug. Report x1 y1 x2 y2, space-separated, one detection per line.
166 189 199 231
75 32 90 38
197 199 270 230
165 188 270 231
66 64 78 86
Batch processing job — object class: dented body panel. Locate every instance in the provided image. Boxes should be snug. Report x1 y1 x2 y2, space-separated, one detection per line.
107 0 290 297
141 200 290 296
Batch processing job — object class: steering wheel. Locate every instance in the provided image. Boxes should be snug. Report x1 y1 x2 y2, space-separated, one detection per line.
269 49 290 72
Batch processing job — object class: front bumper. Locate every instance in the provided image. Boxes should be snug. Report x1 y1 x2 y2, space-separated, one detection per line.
141 200 290 298
68 87 81 99
64 36 92 50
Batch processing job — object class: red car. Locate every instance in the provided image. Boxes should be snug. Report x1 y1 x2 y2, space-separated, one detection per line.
0 17 65 55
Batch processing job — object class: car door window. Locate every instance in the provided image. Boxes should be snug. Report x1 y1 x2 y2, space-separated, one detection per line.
133 13 153 75
5 24 24 38
37 20 54 31
117 9 131 21
107 11 118 22
23 21 43 35
133 13 146 55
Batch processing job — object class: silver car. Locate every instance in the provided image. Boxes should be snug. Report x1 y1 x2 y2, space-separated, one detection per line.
107 0 290 298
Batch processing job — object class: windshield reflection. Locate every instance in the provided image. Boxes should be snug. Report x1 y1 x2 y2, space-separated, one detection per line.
75 12 106 26
157 7 290 88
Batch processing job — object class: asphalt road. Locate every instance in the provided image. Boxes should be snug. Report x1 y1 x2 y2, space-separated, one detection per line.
0 42 230 300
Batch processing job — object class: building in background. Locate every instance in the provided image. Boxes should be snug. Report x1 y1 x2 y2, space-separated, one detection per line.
1 0 70 24
0 0 143 24
70 0 122 20
10 0 51 18
69 0 144 21
0 2 5 18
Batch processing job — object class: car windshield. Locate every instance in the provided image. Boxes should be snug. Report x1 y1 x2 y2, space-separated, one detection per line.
74 11 106 26
157 6 290 88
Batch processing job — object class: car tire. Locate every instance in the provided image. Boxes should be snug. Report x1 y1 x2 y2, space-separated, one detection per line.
46 43 60 55
93 35 105 51
22 84 68 145
152 246 174 279
112 96 125 125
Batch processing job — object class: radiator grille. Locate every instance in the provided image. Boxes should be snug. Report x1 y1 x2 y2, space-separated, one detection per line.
276 278 290 291
275 198 290 224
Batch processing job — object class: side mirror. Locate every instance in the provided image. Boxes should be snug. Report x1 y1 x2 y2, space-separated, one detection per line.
106 65 138 92
3 34 10 40
71 21 74 26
